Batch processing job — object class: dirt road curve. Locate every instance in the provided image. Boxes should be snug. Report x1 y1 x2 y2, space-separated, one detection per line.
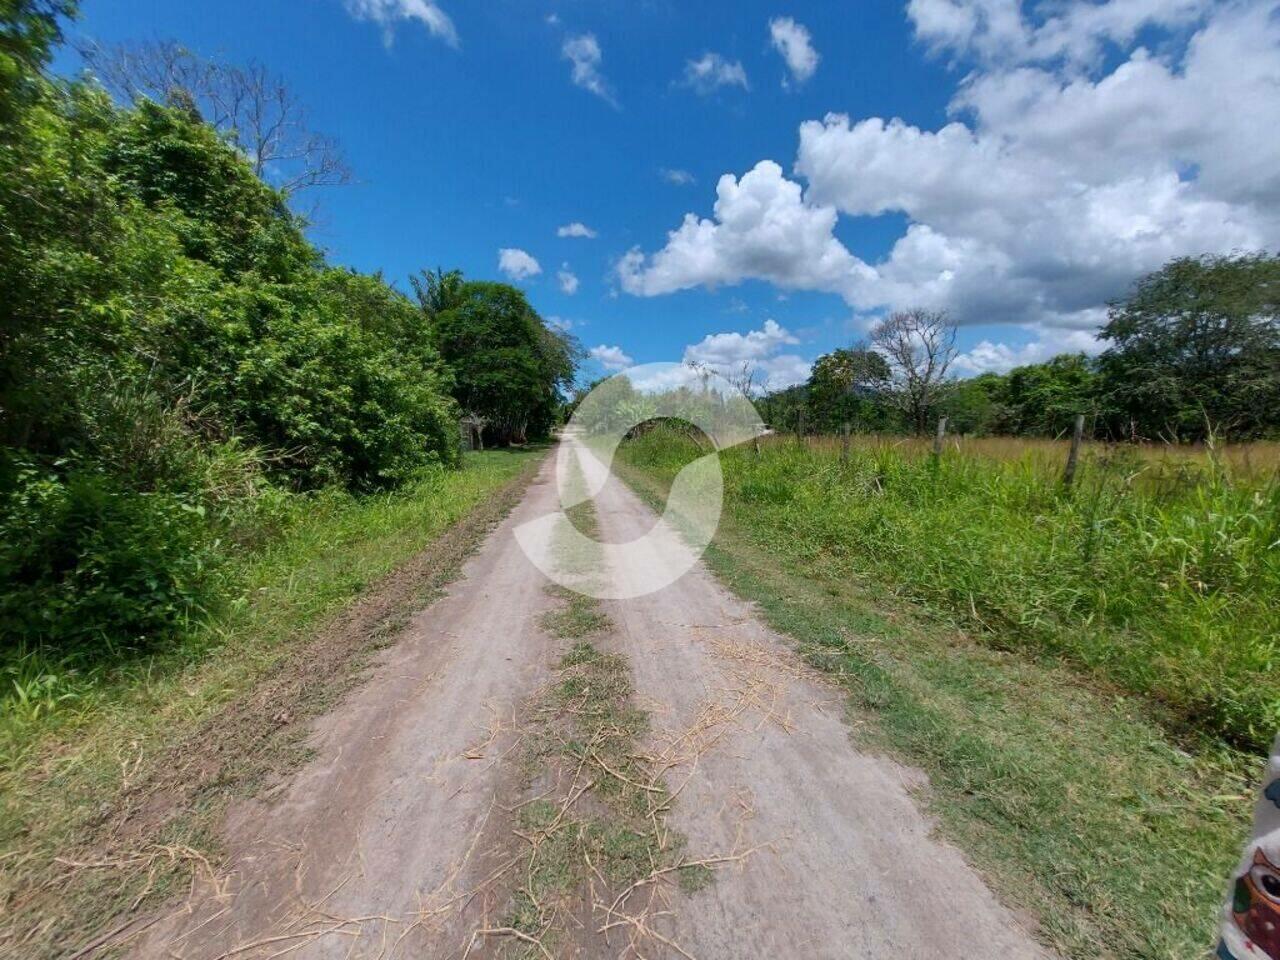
130 438 1049 960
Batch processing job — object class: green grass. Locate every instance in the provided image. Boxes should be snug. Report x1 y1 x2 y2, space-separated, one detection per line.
0 447 546 958
623 428 1278 750
540 586 612 639
613 429 1261 960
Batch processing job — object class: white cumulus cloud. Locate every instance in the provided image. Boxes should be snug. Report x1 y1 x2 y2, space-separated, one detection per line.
344 0 459 47
622 1 1280 343
769 16 819 86
557 222 598 239
562 33 619 107
590 344 633 370
952 326 1103 375
684 318 798 366
618 160 871 300
682 319 810 390
908 0 1208 68
557 265 580 295
498 248 542 281
682 52 750 94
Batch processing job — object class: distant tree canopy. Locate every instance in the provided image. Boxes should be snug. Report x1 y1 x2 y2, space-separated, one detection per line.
429 281 581 446
756 384 808 433
805 345 890 433
999 354 1100 437
1098 253 1280 441
938 375 1002 436
785 253 1280 442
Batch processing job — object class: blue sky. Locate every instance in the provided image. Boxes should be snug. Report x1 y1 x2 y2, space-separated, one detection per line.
54 1 1280 388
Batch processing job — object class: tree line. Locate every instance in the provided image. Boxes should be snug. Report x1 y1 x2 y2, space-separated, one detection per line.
0 2 579 656
761 253 1280 442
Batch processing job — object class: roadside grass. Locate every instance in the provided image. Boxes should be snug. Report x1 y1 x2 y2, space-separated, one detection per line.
624 429 1278 750
0 448 547 959
613 432 1259 960
806 433 1280 486
497 449 708 957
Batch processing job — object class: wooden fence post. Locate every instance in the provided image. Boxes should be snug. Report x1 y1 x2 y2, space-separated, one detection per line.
1063 413 1085 488
797 409 806 445
753 435 761 457
932 416 948 458
841 422 851 464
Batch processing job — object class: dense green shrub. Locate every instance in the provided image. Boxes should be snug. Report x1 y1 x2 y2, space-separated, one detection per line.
0 463 221 653
0 1 470 660
1 82 460 489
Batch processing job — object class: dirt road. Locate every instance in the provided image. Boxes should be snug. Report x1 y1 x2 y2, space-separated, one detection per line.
129 439 1048 959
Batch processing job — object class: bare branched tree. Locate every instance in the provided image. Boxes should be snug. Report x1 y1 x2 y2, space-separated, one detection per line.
869 308 958 435
724 360 765 396
683 359 765 397
79 39 351 197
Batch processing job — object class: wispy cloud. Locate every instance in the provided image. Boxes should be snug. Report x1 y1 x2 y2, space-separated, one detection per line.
558 265 580 295
681 52 749 95
659 167 695 186
344 0 459 48
562 33 619 108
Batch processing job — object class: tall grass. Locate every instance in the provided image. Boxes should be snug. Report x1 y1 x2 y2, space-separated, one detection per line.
620 428 1280 750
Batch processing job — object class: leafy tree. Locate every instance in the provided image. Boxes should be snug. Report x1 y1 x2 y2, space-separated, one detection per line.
1098 253 1280 440
411 267 466 319
1000 353 1100 437
2 86 456 488
431 281 580 444
805 344 890 432
756 384 808 433
939 374 1003 435
104 99 313 277
0 0 75 122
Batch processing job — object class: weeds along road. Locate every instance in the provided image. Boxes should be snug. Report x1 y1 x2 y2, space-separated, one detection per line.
128 436 1049 960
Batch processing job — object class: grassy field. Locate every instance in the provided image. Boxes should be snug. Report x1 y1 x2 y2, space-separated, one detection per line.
0 447 546 958
613 427 1266 959
842 433 1280 484
636 429 1278 749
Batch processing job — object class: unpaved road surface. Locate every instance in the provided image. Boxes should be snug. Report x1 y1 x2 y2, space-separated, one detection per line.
129 440 1048 959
